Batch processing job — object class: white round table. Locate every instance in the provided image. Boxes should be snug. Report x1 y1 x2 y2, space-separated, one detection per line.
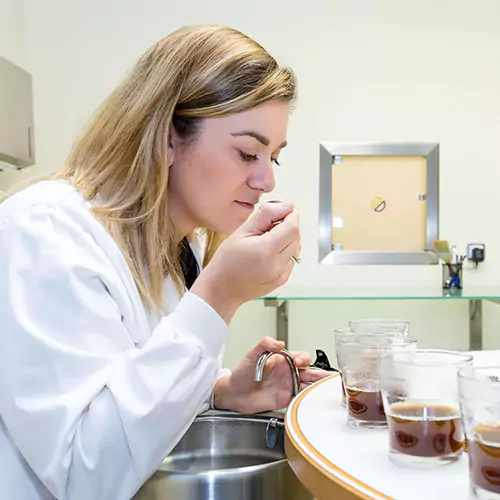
284 350 500 500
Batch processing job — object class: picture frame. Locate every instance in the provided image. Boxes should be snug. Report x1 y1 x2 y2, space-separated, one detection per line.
318 142 439 265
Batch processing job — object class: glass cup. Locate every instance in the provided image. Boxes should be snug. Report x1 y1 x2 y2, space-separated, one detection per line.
381 349 472 467
459 366 500 499
334 325 409 407
334 328 356 407
349 318 411 335
337 334 417 428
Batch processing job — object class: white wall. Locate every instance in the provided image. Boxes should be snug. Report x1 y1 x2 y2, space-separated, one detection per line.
0 0 24 67
3 0 500 367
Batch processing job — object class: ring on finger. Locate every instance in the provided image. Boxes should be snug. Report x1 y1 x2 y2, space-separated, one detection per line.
290 255 301 264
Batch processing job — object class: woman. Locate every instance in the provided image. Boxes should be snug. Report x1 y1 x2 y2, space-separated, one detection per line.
0 25 327 500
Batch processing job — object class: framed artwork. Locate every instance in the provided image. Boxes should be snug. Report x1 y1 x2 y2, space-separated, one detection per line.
318 143 439 265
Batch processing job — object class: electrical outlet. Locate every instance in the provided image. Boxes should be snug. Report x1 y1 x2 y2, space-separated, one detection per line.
467 243 485 263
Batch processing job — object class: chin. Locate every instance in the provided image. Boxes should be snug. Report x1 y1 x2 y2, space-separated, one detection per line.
206 215 251 234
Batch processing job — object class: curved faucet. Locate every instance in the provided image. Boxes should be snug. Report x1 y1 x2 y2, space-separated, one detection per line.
254 348 300 397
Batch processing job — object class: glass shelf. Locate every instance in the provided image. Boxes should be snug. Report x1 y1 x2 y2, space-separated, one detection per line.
259 286 500 301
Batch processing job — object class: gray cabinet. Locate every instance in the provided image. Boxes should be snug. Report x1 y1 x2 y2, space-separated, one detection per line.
0 55 35 168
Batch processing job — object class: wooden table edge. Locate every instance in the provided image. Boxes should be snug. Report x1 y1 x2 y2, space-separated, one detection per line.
285 375 393 500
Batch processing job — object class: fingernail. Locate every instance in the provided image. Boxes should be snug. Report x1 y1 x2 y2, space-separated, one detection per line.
273 340 284 348
295 357 304 366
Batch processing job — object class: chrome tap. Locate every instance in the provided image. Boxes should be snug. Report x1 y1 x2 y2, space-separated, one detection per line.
254 348 300 397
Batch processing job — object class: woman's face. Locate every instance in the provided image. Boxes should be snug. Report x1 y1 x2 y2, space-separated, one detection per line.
168 100 290 236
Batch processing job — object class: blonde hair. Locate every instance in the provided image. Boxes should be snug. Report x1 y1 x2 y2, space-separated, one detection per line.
57 24 296 313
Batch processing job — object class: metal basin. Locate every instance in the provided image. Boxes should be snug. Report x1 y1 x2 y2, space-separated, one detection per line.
134 410 312 500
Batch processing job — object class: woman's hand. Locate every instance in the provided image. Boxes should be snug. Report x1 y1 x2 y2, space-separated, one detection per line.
213 337 331 414
191 202 301 324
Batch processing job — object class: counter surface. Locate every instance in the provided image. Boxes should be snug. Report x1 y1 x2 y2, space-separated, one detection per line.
284 350 500 500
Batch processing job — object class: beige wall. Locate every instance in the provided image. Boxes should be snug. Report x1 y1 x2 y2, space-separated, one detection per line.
3 0 500 367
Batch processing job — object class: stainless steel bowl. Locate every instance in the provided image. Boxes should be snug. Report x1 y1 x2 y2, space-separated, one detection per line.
134 410 311 500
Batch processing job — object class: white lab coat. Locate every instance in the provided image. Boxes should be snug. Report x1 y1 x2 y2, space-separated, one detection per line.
0 179 231 500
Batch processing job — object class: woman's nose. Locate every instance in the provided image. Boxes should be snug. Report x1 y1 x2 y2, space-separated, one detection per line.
248 161 276 193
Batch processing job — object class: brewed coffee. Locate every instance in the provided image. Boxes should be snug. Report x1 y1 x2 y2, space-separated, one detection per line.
387 403 464 458
346 387 386 423
469 425 500 495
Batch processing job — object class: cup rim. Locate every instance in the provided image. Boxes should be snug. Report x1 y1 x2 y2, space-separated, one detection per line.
382 348 473 367
337 334 417 348
333 326 407 337
349 318 410 326
347 319 409 335
458 364 500 382
333 327 357 335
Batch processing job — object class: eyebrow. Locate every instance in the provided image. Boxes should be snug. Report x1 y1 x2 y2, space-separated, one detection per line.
231 131 287 149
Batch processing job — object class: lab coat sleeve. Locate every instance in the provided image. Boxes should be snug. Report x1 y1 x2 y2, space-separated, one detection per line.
209 367 232 409
0 204 228 500
190 232 232 407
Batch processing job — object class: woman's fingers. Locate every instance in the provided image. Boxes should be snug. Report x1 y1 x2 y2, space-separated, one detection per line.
266 210 300 255
244 336 285 364
279 240 301 266
298 368 332 384
240 202 294 237
269 244 301 287
259 336 285 353
289 350 311 367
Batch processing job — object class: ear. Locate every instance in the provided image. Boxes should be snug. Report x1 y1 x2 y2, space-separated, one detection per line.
167 120 180 168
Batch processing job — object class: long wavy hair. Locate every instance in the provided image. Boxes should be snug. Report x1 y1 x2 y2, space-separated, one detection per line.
56 25 296 313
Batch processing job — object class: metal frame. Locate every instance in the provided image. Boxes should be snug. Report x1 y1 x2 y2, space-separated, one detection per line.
318 142 440 265
266 299 484 351
469 300 482 350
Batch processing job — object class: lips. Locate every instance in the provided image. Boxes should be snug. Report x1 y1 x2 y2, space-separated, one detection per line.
235 201 256 210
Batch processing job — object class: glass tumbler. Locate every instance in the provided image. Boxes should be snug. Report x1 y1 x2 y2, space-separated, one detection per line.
337 334 417 428
349 318 410 335
334 324 408 407
459 366 500 500
381 349 472 467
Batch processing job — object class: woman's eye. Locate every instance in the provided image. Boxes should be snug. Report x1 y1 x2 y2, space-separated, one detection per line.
239 151 258 162
238 151 281 167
